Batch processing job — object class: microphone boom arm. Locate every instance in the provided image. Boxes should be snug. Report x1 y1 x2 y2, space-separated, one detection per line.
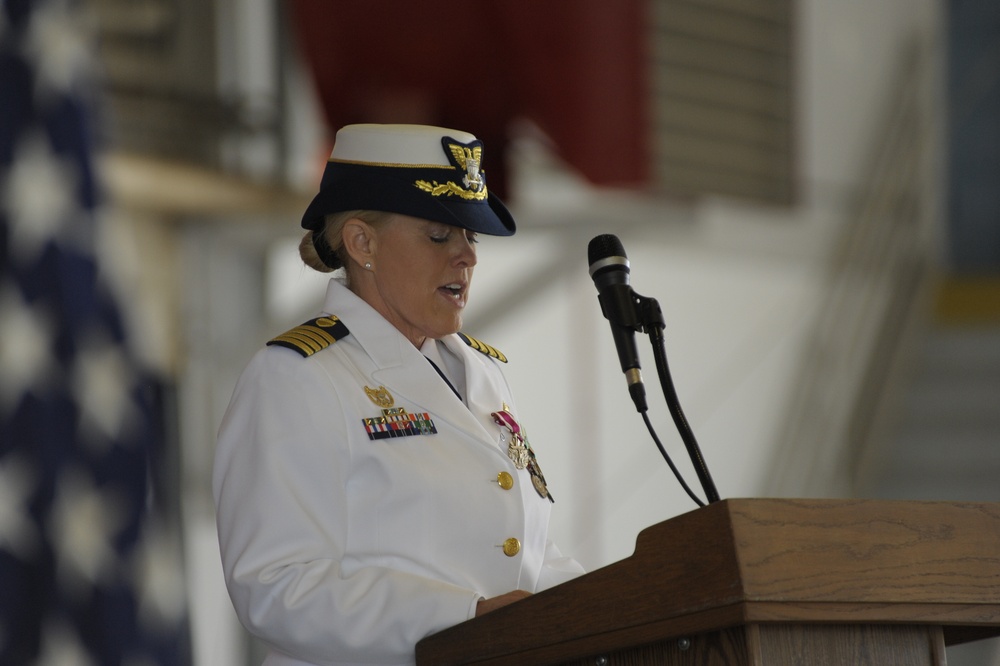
635 292 721 504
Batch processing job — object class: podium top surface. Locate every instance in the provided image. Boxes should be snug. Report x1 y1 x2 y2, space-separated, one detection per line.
417 498 1000 665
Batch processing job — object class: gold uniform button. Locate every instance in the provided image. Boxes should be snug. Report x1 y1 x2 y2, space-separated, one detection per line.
502 538 521 557
497 471 514 490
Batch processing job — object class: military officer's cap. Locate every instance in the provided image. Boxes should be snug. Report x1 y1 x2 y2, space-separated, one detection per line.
301 124 516 237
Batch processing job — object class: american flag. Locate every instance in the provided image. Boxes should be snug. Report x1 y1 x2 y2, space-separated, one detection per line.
1 1 189 664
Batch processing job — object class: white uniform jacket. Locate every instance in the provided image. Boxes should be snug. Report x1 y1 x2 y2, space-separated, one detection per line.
213 279 584 666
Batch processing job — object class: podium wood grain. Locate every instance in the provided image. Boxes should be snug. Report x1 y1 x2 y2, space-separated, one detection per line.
416 499 1000 666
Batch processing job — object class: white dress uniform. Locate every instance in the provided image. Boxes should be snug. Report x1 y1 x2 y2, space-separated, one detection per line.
213 278 584 666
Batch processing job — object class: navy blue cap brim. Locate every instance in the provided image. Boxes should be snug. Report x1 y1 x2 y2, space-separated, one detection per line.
301 162 515 236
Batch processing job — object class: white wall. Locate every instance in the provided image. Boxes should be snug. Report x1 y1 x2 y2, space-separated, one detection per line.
467 223 822 570
800 0 942 204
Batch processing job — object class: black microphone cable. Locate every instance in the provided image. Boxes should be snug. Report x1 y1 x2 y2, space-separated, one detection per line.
588 233 721 507
641 298 720 505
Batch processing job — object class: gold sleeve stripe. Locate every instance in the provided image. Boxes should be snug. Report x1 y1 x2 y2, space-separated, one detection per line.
267 316 349 357
272 338 314 356
458 332 507 363
301 326 337 346
275 327 332 351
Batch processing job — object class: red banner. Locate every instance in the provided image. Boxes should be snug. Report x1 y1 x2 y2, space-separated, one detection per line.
288 0 649 197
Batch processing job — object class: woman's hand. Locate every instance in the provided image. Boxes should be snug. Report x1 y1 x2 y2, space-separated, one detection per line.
475 590 532 616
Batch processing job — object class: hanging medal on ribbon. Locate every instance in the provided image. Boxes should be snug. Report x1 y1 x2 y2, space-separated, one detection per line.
490 404 553 502
491 405 530 469
525 449 553 503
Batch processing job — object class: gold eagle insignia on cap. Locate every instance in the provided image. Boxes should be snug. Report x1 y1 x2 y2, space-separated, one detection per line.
267 315 349 357
458 332 507 363
414 138 489 201
448 144 485 191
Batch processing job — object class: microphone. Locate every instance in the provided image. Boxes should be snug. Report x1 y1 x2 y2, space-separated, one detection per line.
588 234 647 412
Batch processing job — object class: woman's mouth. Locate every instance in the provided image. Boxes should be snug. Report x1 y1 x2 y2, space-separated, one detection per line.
439 283 466 305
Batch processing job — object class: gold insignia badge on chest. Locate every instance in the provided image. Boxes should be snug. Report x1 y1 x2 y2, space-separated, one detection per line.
362 385 437 441
365 385 394 409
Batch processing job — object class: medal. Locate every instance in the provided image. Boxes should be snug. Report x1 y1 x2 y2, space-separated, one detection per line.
491 405 528 469
527 450 553 503
490 405 554 502
507 439 530 470
532 474 549 500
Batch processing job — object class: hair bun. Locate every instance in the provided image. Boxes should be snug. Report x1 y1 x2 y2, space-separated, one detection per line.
312 229 343 270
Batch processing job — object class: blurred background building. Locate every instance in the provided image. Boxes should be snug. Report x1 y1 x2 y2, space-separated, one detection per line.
2 0 998 664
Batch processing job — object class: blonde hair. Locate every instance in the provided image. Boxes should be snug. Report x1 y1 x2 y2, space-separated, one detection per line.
299 210 393 274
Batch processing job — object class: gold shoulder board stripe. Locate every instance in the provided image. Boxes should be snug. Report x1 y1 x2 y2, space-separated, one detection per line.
267 316 349 357
458 332 507 363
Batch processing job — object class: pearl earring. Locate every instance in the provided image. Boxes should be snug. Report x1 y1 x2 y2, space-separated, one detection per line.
364 262 372 270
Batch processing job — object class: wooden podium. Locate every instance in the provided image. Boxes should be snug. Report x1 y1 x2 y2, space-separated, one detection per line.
416 499 1000 665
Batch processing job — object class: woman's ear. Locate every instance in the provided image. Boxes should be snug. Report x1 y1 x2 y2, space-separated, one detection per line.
341 218 377 269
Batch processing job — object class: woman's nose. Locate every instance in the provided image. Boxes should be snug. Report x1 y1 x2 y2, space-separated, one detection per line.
455 235 477 267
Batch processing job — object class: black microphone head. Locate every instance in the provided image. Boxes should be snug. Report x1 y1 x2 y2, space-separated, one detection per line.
588 234 626 265
588 234 630 281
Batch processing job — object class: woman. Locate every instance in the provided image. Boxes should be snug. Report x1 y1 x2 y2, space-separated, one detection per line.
213 124 584 666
